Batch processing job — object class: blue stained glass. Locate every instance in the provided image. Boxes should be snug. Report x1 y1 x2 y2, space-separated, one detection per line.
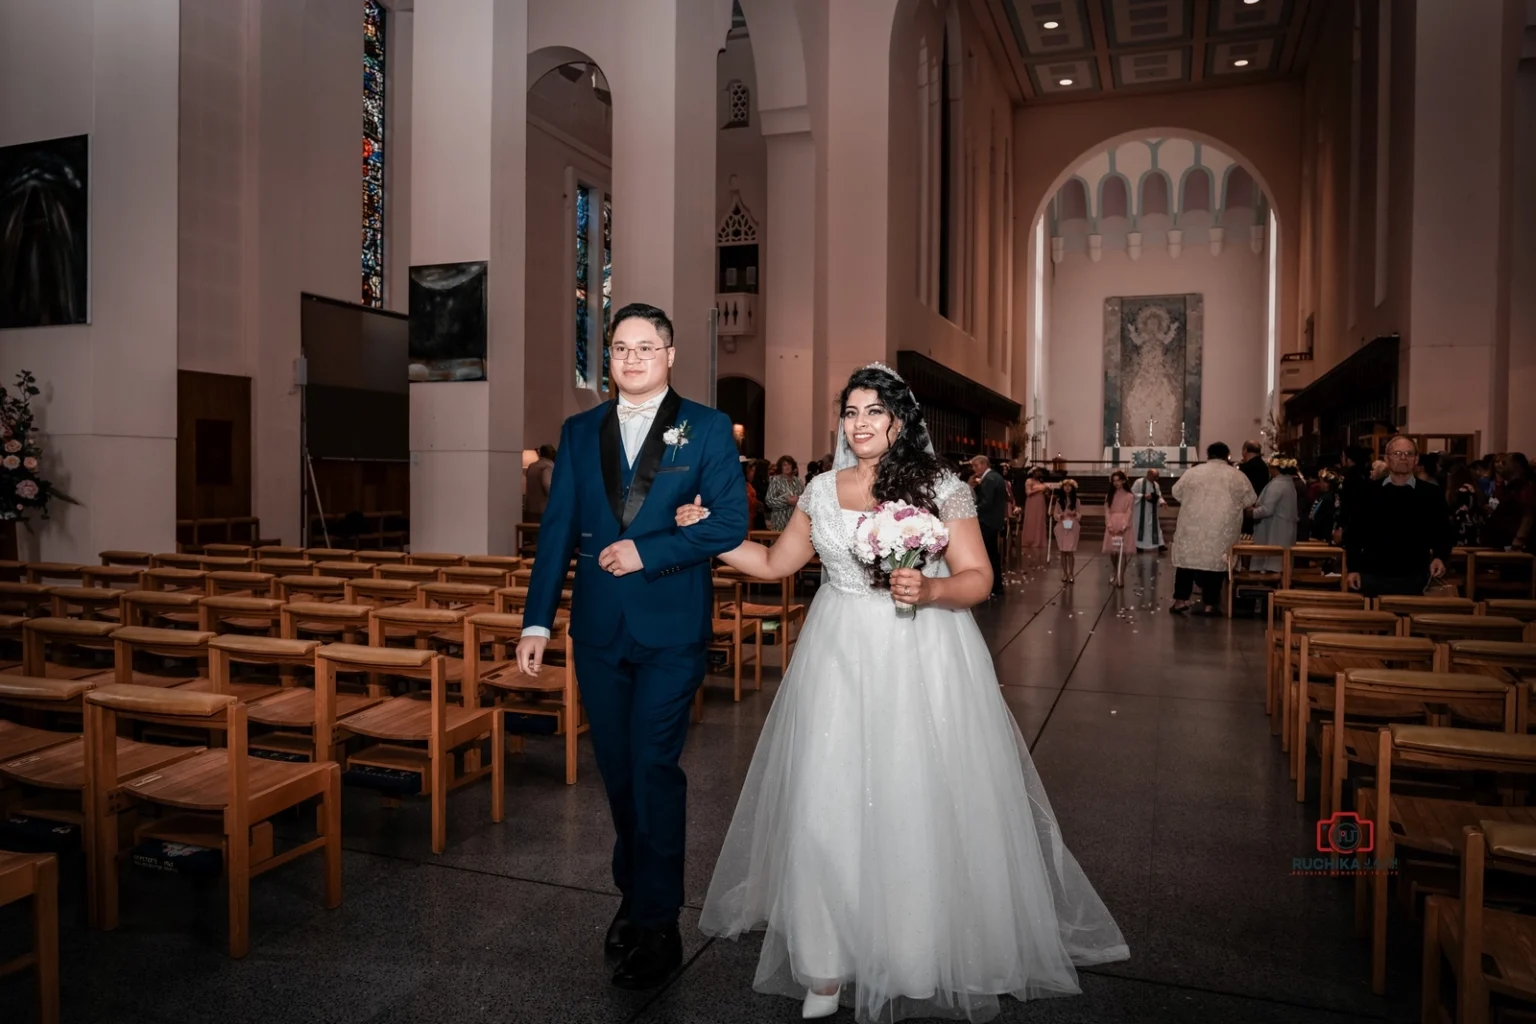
601 193 612 392
361 0 386 308
575 184 591 388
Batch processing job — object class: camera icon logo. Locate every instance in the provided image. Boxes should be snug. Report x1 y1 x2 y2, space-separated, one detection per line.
1316 811 1375 855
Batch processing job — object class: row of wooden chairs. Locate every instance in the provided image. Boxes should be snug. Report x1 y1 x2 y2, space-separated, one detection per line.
0 848 57 1023
1259 589 1536 1018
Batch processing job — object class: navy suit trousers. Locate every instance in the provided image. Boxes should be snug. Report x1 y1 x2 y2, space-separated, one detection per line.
574 615 707 930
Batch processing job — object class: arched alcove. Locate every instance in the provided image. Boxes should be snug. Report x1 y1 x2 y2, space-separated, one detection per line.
717 375 766 458
1139 171 1171 219
1180 167 1213 218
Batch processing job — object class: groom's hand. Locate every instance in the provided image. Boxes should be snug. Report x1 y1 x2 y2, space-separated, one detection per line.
515 635 548 676
598 539 644 576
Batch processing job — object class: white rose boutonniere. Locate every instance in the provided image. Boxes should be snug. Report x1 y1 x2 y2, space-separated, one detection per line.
662 420 692 462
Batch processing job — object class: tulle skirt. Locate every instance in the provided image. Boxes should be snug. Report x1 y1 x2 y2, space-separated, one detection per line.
698 586 1130 1023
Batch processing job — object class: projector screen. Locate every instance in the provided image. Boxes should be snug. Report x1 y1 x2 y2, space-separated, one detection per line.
300 294 408 461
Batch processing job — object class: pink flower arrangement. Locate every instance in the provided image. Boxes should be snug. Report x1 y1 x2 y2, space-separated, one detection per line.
0 371 75 522
851 499 950 617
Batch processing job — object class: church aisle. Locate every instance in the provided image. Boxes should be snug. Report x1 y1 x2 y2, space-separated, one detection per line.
0 553 1421 1024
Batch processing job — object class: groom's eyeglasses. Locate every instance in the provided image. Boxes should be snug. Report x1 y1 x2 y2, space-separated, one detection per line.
610 343 670 362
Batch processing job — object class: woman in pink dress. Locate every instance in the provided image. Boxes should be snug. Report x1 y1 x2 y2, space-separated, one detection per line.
1052 479 1082 583
1020 468 1050 566
1103 470 1135 588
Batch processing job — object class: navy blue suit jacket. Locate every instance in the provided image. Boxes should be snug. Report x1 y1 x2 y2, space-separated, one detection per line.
524 390 749 649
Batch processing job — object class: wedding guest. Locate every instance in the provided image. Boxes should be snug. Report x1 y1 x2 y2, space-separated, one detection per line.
1130 469 1165 553
524 444 556 522
1170 442 1257 615
804 456 822 484
1249 457 1299 572
1019 467 1050 567
1344 435 1451 597
1238 441 1270 498
1103 471 1134 588
1309 470 1341 542
1333 444 1373 543
970 456 1008 599
1370 459 1389 482
750 459 770 529
763 455 804 532
1291 467 1312 542
1052 478 1082 583
1448 469 1486 549
742 458 762 530
1486 452 1535 551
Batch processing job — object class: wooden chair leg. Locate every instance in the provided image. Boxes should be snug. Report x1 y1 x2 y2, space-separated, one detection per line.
491 711 506 823
226 820 251 958
1318 723 1333 817
33 855 59 1024
733 641 742 702
1295 697 1310 800
323 765 342 908
753 628 763 690
1421 897 1442 1024
431 753 449 854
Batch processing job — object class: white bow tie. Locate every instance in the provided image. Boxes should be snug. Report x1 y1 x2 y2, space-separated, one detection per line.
616 400 661 424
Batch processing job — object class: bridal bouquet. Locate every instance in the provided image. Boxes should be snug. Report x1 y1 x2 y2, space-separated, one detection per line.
852 500 950 618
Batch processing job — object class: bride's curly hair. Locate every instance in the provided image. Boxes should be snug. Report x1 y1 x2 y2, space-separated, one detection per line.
838 365 945 516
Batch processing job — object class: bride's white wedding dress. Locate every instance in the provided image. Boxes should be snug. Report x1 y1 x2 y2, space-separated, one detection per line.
699 471 1129 1022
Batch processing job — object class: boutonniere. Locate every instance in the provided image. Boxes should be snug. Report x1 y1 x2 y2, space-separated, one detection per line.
662 421 691 462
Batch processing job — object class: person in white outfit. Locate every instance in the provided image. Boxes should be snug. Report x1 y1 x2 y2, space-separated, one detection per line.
675 363 1130 1022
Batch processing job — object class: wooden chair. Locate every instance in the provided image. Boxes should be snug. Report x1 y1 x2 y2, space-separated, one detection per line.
1376 595 1479 619
357 549 409 565
313 560 378 581
80 565 146 590
1484 599 1536 641
323 641 501 852
304 548 357 563
441 565 514 588
0 560 24 582
98 550 152 567
150 553 203 571
1285 545 1348 592
205 570 277 598
281 601 372 646
1422 822 1536 1024
378 564 441 584
274 574 349 604
465 555 521 571
201 543 253 558
466 612 584 785
0 851 59 1024
1408 614 1527 645
1294 633 1436 798
110 626 214 689
83 683 342 956
253 557 317 576
141 566 209 594
699 577 762 716
716 567 806 668
345 578 422 609
242 637 384 762
195 633 303 705
119 589 202 629
1280 608 1401 748
406 552 465 568
1442 641 1536 733
515 522 540 558
420 582 496 617
1321 667 1517 817
46 585 124 622
0 676 97 819
1467 550 1536 602
21 618 117 680
1265 591 1370 719
493 586 573 615
1225 544 1289 617
198 556 256 574
254 545 306 559
1359 725 1536 993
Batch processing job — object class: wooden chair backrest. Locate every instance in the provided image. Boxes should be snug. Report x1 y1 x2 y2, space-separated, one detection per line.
304 548 357 562
312 561 378 581
1408 614 1527 644
1484 599 1536 623
465 555 521 570
1376 595 1477 617
344 578 421 608
377 565 441 583
1302 633 1436 675
199 596 284 633
406 552 465 568
198 556 255 573
420 582 495 611
1284 545 1348 591
201 543 253 558
150 553 203 571
253 558 317 576
99 550 153 567
1267 590 1368 634
441 566 512 587
274 576 349 602
142 568 209 593
0 582 55 617
205 571 276 598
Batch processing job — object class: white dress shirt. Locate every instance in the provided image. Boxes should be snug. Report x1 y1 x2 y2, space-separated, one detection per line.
524 389 671 642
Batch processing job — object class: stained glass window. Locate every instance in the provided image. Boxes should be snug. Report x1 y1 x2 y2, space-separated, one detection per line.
575 183 591 388
361 0 386 308
601 193 612 392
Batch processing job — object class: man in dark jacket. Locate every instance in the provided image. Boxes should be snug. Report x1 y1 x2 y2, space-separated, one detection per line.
1344 436 1452 597
1333 444 1372 543
970 455 1008 599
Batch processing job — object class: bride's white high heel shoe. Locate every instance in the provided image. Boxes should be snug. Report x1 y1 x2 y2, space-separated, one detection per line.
801 985 840 1019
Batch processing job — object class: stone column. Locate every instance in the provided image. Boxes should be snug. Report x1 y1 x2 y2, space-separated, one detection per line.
762 114 816 463
408 0 526 554
1404 0 1523 445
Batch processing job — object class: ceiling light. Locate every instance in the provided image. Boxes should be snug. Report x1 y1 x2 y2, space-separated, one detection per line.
1059 78 1074 86
1233 58 1250 67
1243 0 1260 4
1043 20 1059 29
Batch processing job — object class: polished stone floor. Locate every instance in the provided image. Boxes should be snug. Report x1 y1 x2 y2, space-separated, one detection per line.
2 549 1426 1023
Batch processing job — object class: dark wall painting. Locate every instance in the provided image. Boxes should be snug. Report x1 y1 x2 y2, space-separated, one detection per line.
408 261 487 381
0 134 89 329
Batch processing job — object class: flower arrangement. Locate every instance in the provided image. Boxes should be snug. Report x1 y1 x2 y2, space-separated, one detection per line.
851 500 950 618
0 371 76 522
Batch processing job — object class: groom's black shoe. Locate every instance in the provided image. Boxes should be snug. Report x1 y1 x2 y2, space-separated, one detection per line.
611 923 683 990
605 901 639 959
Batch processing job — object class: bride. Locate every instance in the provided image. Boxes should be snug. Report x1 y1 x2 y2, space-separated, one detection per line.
680 364 1129 1022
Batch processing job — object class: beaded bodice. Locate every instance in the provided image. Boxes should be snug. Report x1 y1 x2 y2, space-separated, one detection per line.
802 470 978 596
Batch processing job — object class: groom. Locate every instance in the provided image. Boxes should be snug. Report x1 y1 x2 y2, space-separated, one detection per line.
516 302 747 989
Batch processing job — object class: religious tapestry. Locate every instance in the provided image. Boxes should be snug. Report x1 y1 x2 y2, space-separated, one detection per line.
1102 294 1202 449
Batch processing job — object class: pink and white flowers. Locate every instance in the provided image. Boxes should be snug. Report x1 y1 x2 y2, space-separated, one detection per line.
0 371 75 521
851 500 950 616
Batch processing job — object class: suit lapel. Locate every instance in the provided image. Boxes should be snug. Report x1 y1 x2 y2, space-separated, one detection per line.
599 401 624 526
620 389 684 531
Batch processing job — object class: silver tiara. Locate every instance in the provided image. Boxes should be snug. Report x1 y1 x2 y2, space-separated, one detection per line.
860 360 905 383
